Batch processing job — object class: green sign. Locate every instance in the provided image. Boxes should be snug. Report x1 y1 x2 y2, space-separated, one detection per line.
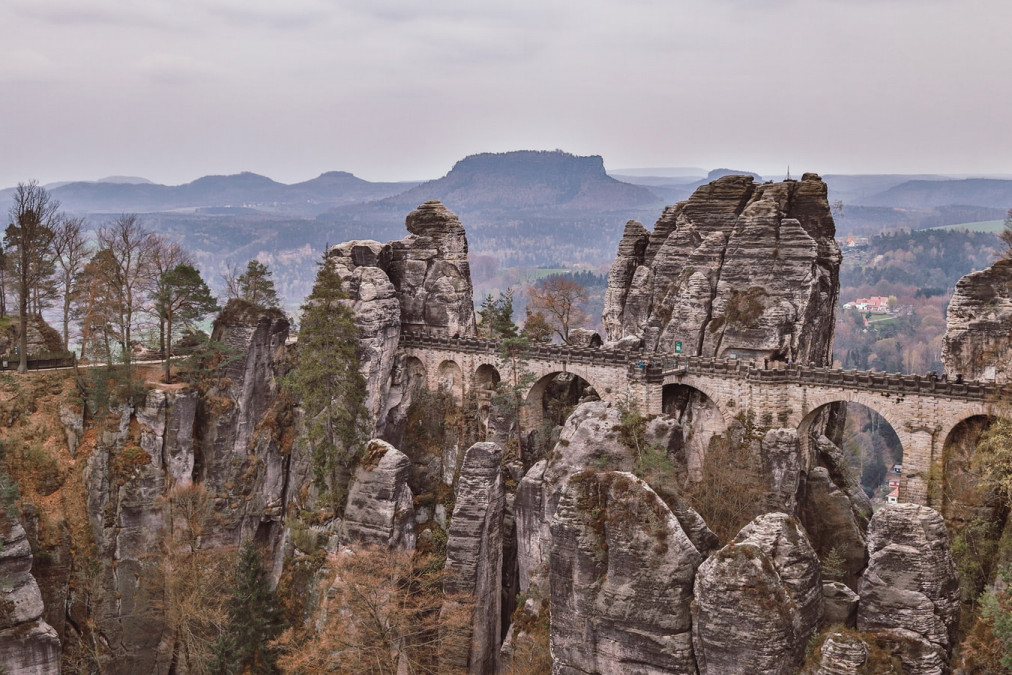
675 341 682 354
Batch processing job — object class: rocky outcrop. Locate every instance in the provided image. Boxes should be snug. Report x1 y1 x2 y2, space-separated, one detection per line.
327 201 477 438
813 632 871 674
942 257 1012 383
341 440 416 550
0 517 61 674
693 512 823 674
857 504 960 673
201 302 292 545
799 467 868 590
328 241 402 432
514 402 633 594
441 442 504 674
386 200 477 337
550 471 702 674
761 428 804 513
603 174 841 365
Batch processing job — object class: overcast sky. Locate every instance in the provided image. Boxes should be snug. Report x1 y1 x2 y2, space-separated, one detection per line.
3 0 1010 187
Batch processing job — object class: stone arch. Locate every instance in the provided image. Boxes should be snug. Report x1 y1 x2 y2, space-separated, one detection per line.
523 371 601 457
437 359 464 402
798 397 904 503
662 382 728 482
940 413 1001 515
402 355 427 395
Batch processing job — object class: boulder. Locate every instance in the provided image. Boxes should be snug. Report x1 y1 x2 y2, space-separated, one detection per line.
822 581 859 628
814 632 871 674
341 440 416 550
550 471 702 673
441 442 505 674
693 512 823 674
942 257 1012 383
857 504 960 673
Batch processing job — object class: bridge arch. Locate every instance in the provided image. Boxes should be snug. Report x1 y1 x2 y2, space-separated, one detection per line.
523 371 601 456
662 382 728 482
798 396 905 502
402 355 427 394
437 359 464 402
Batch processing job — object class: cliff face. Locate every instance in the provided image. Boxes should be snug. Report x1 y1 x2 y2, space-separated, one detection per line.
0 516 61 674
942 257 1012 383
603 174 841 365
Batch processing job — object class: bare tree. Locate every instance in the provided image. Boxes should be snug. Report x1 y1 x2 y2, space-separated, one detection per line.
526 276 589 344
75 249 121 364
4 181 60 372
97 215 157 363
52 216 92 350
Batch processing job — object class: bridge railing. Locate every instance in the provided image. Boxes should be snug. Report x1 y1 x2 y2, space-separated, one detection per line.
399 331 1011 402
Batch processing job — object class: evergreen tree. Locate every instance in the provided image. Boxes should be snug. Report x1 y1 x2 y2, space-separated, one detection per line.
156 264 220 383
210 540 283 674
234 260 280 309
477 288 518 338
289 253 368 510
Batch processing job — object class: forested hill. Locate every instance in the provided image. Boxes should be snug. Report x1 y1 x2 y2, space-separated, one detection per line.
0 171 418 216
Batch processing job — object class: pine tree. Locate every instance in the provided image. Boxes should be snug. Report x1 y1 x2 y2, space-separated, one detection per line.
477 289 518 339
234 260 280 309
157 264 220 383
210 540 283 674
289 253 368 510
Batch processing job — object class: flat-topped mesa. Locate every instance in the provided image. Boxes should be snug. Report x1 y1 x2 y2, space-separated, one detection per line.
942 257 1012 384
603 173 841 366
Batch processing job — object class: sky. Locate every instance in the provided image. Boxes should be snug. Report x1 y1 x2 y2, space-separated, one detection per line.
2 0 1011 188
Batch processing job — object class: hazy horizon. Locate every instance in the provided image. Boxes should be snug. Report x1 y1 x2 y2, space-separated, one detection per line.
4 0 1011 188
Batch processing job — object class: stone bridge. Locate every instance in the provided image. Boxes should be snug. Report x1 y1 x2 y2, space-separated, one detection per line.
399 332 1011 505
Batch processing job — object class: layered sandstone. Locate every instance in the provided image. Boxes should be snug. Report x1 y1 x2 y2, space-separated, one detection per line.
942 257 1012 383
692 513 823 674
550 471 702 673
603 174 841 365
441 442 505 674
857 504 960 673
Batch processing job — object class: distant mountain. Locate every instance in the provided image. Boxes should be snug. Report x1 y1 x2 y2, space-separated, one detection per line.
323 150 664 267
361 150 661 213
823 174 955 204
856 178 1012 209
0 171 420 216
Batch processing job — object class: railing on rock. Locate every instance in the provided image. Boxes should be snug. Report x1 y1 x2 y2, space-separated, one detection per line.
0 351 77 371
398 331 1010 402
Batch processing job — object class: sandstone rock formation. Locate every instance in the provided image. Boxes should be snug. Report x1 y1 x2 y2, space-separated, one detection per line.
514 401 633 594
942 257 1012 383
550 471 702 674
441 442 505 674
857 504 960 673
0 517 61 674
603 174 841 365
341 439 416 550
813 632 872 674
693 512 823 674
822 582 860 628
326 201 477 439
761 427 804 513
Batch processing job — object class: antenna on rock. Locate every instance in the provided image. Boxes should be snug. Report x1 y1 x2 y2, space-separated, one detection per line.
786 165 792 180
